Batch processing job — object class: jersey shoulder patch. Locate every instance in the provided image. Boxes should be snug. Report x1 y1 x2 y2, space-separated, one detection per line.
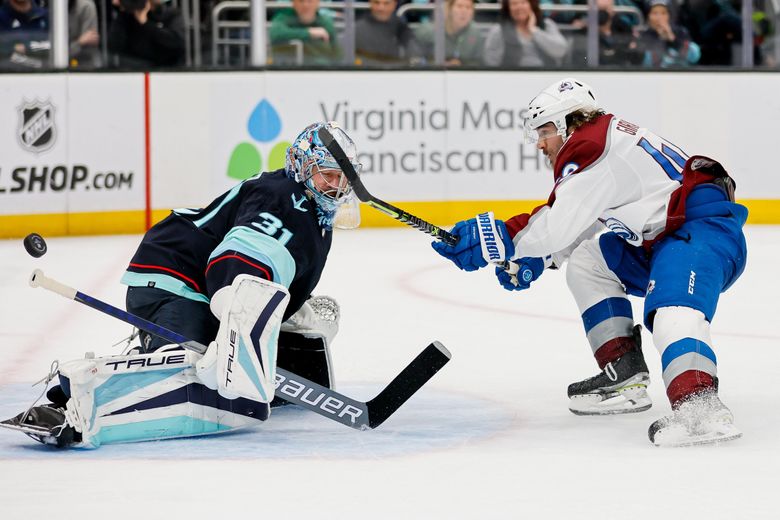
553 114 614 182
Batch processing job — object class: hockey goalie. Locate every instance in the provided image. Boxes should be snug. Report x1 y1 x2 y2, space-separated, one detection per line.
2 122 359 448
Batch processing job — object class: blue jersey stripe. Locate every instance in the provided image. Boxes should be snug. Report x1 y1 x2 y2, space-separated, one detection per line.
661 337 717 371
581 297 633 333
209 226 296 287
661 143 688 169
637 137 683 181
191 181 245 228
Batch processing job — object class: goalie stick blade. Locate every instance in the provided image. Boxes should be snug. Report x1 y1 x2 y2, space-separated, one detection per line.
366 341 452 429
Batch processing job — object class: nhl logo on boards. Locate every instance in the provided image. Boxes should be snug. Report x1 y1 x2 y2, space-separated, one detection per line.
17 99 57 154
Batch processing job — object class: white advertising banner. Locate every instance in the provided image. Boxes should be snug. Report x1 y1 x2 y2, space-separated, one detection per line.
0 73 145 216
152 71 780 208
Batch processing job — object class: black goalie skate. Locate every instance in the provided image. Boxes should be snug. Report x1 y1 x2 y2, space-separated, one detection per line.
0 405 80 448
567 327 652 416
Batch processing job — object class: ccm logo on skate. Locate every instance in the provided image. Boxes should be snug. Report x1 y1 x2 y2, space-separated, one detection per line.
477 213 501 261
274 373 363 423
104 354 186 371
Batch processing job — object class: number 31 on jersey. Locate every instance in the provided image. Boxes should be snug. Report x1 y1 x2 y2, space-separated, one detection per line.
252 212 294 245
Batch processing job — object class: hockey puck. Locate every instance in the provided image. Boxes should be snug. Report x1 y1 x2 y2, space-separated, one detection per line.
23 233 48 258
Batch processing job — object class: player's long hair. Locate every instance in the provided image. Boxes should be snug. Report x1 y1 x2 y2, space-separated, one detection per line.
566 109 606 134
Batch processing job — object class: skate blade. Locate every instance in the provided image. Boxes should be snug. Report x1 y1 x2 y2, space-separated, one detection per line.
569 385 652 416
652 423 743 447
0 417 51 435
1 416 60 445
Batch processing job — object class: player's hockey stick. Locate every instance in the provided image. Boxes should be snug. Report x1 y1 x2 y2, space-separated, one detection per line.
318 127 458 246
319 127 528 280
28 269 451 430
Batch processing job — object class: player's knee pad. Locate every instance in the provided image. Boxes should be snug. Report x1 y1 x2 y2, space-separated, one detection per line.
55 349 268 449
278 296 340 389
196 274 290 403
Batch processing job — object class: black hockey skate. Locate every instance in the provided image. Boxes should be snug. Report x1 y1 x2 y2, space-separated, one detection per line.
648 389 741 447
568 326 652 416
0 405 80 448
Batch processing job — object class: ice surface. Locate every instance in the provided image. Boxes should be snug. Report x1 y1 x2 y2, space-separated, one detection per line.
0 227 778 519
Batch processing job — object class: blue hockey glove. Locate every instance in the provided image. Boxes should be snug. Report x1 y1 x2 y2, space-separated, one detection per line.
495 257 545 291
432 215 514 272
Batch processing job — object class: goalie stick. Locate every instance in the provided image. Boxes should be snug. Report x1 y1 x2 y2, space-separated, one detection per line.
27 269 451 430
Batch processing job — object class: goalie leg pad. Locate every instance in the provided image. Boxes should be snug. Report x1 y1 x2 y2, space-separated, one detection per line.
56 349 268 448
200 275 290 403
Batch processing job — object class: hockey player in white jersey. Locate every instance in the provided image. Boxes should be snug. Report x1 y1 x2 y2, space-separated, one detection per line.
433 78 748 447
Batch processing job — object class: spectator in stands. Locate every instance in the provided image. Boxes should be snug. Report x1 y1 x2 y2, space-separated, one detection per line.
569 0 643 66
269 0 341 65
638 0 700 67
0 0 49 69
482 0 568 67
69 0 100 68
355 0 422 66
541 0 643 29
416 0 485 67
677 0 743 65
108 0 185 67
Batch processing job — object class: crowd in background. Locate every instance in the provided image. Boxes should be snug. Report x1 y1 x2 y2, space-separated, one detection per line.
0 0 774 69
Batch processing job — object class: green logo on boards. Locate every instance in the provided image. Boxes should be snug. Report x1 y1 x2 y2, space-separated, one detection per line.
227 99 292 180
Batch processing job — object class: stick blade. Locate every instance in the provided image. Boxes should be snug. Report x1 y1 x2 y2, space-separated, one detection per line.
317 126 372 202
366 341 452 429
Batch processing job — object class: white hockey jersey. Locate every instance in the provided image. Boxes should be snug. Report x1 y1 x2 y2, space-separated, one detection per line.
506 113 720 262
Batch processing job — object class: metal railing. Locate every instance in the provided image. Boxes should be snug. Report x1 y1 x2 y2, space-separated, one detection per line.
209 0 644 67
2 0 773 70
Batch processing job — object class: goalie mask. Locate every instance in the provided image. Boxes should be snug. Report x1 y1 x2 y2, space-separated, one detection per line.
285 122 360 218
523 78 599 144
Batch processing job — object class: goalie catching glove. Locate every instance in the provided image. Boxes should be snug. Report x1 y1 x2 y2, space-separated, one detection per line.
196 274 290 403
